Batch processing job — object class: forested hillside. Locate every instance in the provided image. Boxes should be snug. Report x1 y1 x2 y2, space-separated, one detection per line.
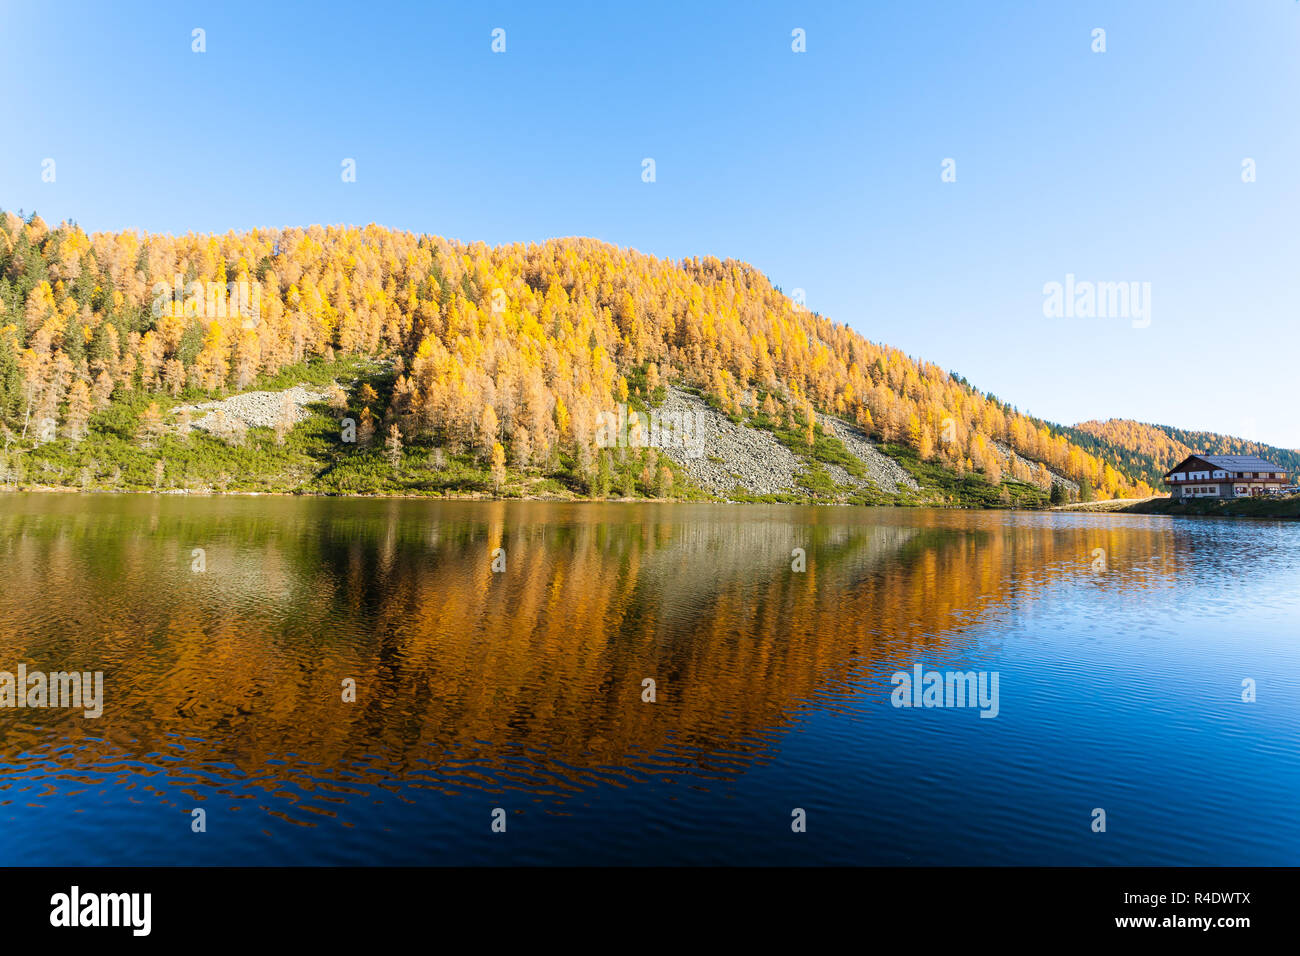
0 211 1155 501
1068 419 1300 489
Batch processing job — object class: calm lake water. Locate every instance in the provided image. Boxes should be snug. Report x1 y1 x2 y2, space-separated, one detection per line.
0 494 1296 866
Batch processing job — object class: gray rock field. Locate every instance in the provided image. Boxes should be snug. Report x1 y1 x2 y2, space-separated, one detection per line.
175 385 332 434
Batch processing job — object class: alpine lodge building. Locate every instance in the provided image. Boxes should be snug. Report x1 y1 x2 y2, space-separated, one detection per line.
1163 454 1289 500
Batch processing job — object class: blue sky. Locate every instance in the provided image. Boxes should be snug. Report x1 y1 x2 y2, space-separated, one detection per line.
3 0 1298 446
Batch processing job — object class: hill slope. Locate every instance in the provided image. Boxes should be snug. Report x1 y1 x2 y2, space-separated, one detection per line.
0 212 1154 503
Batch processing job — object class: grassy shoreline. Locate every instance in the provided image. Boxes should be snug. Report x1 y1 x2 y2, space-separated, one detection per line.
1057 495 1300 519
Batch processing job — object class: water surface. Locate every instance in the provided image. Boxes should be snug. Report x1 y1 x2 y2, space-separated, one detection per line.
0 494 1296 865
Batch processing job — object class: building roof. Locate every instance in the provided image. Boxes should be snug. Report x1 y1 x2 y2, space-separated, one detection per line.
1164 454 1285 476
1196 455 1284 471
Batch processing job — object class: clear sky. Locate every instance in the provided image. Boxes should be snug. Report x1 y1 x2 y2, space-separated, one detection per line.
3 0 1298 446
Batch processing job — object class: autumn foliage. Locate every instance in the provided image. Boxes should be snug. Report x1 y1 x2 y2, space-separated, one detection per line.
0 212 1152 498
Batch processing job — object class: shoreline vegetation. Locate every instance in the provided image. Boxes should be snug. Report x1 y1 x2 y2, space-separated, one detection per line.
1055 496 1300 519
